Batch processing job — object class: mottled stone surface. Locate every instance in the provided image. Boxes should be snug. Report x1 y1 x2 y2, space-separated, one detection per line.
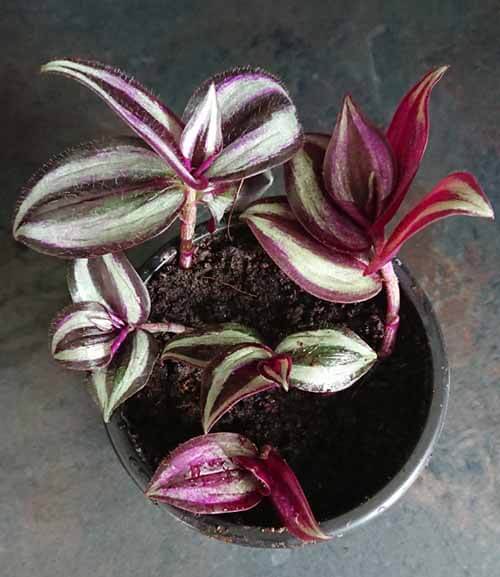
2 1 500 575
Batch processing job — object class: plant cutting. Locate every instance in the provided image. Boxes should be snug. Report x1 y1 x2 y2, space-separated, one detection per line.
12 58 495 546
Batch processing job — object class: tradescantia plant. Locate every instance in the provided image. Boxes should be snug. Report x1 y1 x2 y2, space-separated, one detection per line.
13 58 302 268
161 323 377 432
241 67 494 356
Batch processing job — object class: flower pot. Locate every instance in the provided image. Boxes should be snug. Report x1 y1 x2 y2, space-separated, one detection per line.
105 225 449 548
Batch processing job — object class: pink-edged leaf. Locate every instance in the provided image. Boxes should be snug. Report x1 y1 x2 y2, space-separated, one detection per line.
161 323 263 368
13 138 186 258
89 329 158 422
41 59 205 189
180 83 222 170
366 172 494 274
50 302 119 371
324 95 395 226
68 253 150 326
145 433 266 514
374 66 449 233
201 343 277 433
285 134 371 253
183 67 302 182
235 446 330 542
258 354 292 391
240 198 382 303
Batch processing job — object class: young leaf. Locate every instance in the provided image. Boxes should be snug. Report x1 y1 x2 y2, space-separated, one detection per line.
275 328 377 393
240 198 383 303
89 329 158 422
366 172 494 274
183 67 303 182
234 446 329 542
258 354 292 391
145 433 266 514
161 323 263 368
50 302 118 371
13 138 185 258
323 95 395 226
68 253 150 326
201 344 276 433
374 66 449 232
285 135 371 252
41 58 204 189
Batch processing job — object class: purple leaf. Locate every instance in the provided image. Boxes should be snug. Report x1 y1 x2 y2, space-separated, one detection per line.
323 95 395 226
145 433 266 514
183 67 303 182
50 302 119 371
41 58 205 189
68 253 150 326
201 344 277 433
89 329 159 422
285 134 371 253
240 198 382 303
180 83 223 170
258 354 292 391
366 172 494 273
235 446 330 542
13 138 185 258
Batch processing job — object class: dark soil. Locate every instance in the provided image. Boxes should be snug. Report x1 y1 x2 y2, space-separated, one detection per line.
123 226 432 527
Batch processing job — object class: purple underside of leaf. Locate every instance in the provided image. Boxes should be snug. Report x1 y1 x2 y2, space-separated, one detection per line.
68 252 150 326
240 197 382 303
183 67 303 181
285 135 371 253
258 354 292 391
366 171 494 273
40 58 208 189
145 433 265 514
201 344 277 433
234 446 330 542
13 138 186 258
323 96 395 226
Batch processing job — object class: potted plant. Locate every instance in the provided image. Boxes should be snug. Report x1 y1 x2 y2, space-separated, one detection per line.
13 59 494 546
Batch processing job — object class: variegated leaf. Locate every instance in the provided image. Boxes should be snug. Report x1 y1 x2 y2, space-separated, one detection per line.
366 172 494 273
183 67 302 182
89 329 158 422
258 354 292 391
240 198 382 303
13 138 185 258
234 446 329 542
161 323 263 368
68 253 150 326
50 302 119 371
275 328 377 393
323 96 395 226
285 135 371 252
40 59 205 188
145 433 265 514
201 344 276 433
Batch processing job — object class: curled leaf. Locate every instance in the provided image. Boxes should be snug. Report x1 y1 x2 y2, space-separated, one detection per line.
235 446 329 542
367 172 494 273
275 328 377 393
241 198 382 303
161 323 263 368
145 433 266 514
13 138 185 258
201 344 276 433
258 354 292 391
89 329 158 422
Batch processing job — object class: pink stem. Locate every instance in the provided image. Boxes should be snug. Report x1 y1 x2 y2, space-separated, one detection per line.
378 260 400 358
111 326 132 357
139 322 189 334
179 187 197 269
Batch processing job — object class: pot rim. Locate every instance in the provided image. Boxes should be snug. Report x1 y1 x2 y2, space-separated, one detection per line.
105 226 450 548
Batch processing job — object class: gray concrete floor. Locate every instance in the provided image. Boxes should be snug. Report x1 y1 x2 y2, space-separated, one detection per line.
2 1 500 575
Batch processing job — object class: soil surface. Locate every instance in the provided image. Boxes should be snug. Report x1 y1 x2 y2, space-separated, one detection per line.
123 227 433 527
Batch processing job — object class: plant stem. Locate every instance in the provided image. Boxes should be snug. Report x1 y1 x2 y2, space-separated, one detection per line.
140 322 189 334
379 260 400 358
179 187 197 269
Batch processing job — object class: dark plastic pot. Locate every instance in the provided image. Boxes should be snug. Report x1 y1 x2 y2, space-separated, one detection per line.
105 228 450 548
